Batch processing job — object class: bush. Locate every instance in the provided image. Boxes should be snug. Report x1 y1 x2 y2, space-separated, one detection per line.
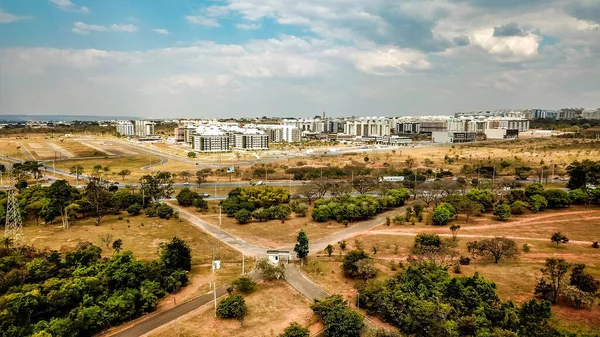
312 205 332 222
342 250 370 278
523 243 531 252
176 188 198 206
311 295 364 337
279 322 310 337
127 203 142 216
232 277 256 294
432 204 453 226
453 264 461 274
542 189 570 208
525 182 544 198
156 204 174 219
510 200 528 215
290 200 308 217
459 256 471 265
592 241 599 249
568 189 588 205
493 204 511 221
235 209 252 224
216 295 247 321
193 197 208 210
466 189 494 212
529 195 548 213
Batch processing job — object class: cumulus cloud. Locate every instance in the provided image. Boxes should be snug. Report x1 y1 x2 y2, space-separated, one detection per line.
153 28 169 35
471 28 540 61
0 8 30 23
236 23 261 30
347 48 431 76
49 0 89 13
186 5 231 27
72 22 138 34
493 22 527 37
185 15 220 27
453 35 470 46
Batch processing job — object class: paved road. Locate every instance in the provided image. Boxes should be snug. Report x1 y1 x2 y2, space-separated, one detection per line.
285 264 328 301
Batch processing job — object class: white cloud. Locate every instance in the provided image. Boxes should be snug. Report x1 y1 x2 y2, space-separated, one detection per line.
205 5 230 17
347 47 431 76
185 15 221 27
72 22 138 34
0 8 29 23
49 0 89 13
153 28 169 35
236 23 261 30
470 28 540 61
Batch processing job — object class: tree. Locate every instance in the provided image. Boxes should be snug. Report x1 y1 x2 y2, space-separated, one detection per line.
339 240 347 252
535 258 570 303
270 204 292 223
69 165 84 182
563 285 595 309
449 224 461 241
444 195 480 222
193 197 208 210
2 236 14 249
355 258 378 281
311 295 364 337
411 233 457 270
176 188 198 206
48 180 79 229
290 200 308 217
256 258 286 280
179 171 191 183
542 189 570 208
235 209 252 224
432 204 454 226
493 204 511 220
83 179 114 225
466 188 494 212
231 277 257 294
139 171 173 203
159 237 192 271
325 244 334 257
187 151 196 158
529 195 548 213
416 182 443 207
98 233 114 249
279 322 309 337
342 250 370 278
216 295 247 323
550 232 569 245
195 168 212 184
294 231 309 266
525 182 544 198
127 203 142 216
117 169 131 181
352 177 378 195
510 200 528 215
112 239 123 253
568 188 588 205
466 237 518 264
569 263 599 294
297 183 320 205
566 159 600 190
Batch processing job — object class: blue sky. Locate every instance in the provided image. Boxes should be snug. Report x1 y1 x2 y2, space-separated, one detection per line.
0 0 599 117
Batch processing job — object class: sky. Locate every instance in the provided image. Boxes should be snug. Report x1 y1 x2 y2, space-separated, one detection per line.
0 0 599 118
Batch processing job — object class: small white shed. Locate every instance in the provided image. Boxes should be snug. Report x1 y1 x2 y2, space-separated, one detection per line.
266 250 291 264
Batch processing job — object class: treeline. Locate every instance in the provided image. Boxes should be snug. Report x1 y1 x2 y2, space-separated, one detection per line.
216 186 300 224
0 169 177 227
0 237 192 337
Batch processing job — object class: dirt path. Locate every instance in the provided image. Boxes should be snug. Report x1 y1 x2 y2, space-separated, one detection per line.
365 230 594 245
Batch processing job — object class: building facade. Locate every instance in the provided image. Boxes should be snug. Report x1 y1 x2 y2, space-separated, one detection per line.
135 120 155 137
116 121 134 136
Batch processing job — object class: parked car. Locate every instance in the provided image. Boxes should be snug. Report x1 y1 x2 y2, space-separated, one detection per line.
199 192 211 198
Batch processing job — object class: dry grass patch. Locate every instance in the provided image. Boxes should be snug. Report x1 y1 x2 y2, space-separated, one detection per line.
149 281 317 337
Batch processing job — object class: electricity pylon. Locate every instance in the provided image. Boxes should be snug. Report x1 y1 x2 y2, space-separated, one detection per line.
4 171 23 247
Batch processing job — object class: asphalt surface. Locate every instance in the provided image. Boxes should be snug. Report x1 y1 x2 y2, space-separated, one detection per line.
285 264 328 301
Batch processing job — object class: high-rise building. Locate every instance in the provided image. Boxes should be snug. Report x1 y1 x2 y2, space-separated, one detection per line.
135 120 155 137
116 121 134 136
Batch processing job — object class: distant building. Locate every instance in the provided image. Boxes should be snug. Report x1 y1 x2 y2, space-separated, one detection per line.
234 133 269 151
432 131 476 144
557 108 584 120
419 121 448 134
485 128 519 139
135 120 155 137
396 122 421 135
582 109 600 120
116 121 134 136
192 134 231 152
531 109 557 119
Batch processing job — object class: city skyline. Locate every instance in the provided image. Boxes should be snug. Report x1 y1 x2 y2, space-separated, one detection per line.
1 0 599 117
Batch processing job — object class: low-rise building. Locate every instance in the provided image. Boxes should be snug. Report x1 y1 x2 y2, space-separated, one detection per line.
432 131 476 144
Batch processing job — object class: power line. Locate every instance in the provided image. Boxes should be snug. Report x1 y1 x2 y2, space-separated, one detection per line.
4 171 23 247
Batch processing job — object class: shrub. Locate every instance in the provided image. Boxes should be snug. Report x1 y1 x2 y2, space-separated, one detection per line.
568 189 588 205
176 188 198 206
311 295 364 337
279 322 310 337
510 200 528 215
529 195 548 213
232 277 256 294
493 204 511 221
432 204 453 226
342 250 371 278
523 243 531 253
592 241 599 249
235 209 252 224
193 197 208 210
525 182 544 198
216 295 247 321
459 256 471 265
290 200 309 217
453 264 461 274
156 204 174 219
312 205 332 222
542 189 570 208
127 203 142 216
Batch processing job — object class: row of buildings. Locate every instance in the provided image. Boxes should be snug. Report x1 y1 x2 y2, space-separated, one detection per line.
116 120 155 137
175 123 270 152
530 108 600 120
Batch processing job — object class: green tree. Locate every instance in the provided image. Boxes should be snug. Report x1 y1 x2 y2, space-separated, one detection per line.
127 203 142 216
270 204 292 223
311 295 364 337
256 258 286 280
279 322 309 337
290 200 308 217
525 182 544 198
510 200 528 215
568 188 588 205
83 178 114 225
159 237 192 271
432 204 453 226
529 195 548 213
69 165 84 182
535 258 570 303
325 244 334 257
342 250 370 278
570 263 600 294
193 197 208 210
187 151 196 158
112 239 123 253
216 295 247 323
493 204 511 220
294 231 309 266
139 171 173 203
176 188 198 206
231 277 257 294
542 189 570 208
550 232 569 245
117 169 131 181
235 209 252 224
466 188 494 212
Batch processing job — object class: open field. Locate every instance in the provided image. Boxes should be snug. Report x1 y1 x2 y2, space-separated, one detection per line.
301 206 600 331
149 281 319 337
54 156 163 181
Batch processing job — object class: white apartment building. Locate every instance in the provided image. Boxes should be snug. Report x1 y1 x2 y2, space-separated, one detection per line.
234 133 269 151
135 120 155 137
582 109 600 120
192 133 231 152
344 117 392 137
116 121 134 136
257 125 301 143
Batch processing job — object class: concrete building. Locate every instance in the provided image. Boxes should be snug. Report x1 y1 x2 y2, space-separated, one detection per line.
116 121 134 136
557 108 584 120
192 129 231 153
234 133 269 151
258 125 301 143
135 120 155 137
432 131 476 144
344 117 392 137
485 128 519 140
419 120 448 134
266 250 291 264
174 127 185 142
582 109 600 120
396 122 421 135
531 109 557 119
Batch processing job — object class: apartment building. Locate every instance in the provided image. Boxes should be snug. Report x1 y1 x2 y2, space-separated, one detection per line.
116 121 134 136
135 120 155 137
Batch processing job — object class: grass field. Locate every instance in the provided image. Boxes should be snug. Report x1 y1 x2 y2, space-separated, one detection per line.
54 156 163 182
58 140 108 157
149 281 319 337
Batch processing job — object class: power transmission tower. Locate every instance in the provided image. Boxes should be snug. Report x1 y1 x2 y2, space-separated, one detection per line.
4 184 23 247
